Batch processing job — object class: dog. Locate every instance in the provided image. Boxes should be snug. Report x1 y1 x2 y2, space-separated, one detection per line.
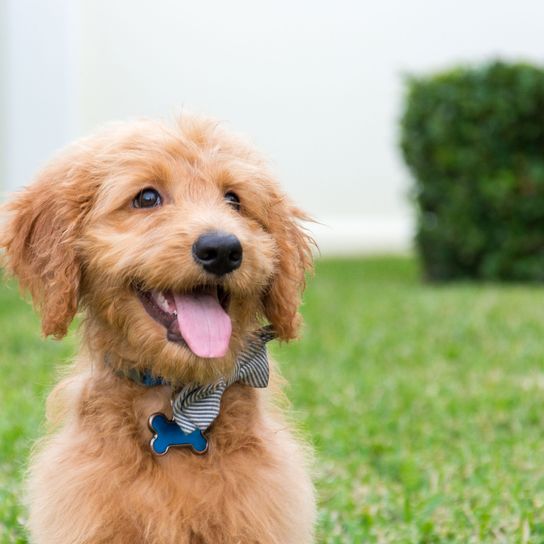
1 115 316 543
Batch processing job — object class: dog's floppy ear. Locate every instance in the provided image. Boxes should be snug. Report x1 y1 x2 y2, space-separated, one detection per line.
264 194 314 341
1 152 92 339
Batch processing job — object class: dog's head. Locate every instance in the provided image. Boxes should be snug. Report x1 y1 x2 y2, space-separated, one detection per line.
1 116 313 383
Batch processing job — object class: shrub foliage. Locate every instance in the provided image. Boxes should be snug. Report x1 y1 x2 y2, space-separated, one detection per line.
401 60 544 281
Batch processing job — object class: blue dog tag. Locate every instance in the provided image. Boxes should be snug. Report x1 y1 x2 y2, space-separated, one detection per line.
148 413 208 455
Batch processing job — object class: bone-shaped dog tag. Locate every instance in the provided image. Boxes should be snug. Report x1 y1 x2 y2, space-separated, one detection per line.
148 413 208 455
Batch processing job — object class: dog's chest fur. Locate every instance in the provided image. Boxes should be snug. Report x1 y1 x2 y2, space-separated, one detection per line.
27 369 315 544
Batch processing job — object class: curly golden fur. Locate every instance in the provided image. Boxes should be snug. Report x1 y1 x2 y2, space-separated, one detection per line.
1 115 316 543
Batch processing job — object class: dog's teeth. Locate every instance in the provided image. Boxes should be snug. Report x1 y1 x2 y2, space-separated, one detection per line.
152 291 172 314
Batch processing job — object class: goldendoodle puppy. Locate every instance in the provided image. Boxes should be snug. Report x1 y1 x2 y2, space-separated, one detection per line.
1 115 316 543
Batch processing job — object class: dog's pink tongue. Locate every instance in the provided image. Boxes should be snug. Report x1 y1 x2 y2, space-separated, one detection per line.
173 293 232 358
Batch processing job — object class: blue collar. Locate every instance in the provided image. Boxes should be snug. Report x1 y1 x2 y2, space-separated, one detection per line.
121 367 167 388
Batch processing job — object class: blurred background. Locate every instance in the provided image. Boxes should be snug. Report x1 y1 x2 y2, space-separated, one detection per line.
4 1 544 542
3 0 544 255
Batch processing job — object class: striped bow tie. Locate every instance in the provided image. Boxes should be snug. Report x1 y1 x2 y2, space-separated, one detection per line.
109 327 276 454
172 326 276 433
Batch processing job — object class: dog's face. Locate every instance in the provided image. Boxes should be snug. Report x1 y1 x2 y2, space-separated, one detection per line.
1 117 313 383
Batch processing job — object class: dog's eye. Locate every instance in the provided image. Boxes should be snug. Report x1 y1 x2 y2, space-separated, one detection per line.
224 191 240 211
133 188 162 209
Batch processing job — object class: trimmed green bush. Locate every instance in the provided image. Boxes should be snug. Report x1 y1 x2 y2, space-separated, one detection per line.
400 60 544 281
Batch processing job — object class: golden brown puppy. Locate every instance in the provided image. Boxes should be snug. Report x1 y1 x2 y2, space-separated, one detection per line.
1 115 316 543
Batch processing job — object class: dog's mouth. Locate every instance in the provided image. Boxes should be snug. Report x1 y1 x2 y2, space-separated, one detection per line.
135 284 232 359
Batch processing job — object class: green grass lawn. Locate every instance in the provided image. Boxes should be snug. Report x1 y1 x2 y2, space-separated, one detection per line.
2 256 544 543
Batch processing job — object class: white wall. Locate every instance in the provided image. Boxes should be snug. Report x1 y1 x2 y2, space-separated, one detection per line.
3 0 80 193
4 0 544 254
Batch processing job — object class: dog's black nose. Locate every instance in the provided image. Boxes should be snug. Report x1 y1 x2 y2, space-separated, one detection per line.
192 232 243 276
